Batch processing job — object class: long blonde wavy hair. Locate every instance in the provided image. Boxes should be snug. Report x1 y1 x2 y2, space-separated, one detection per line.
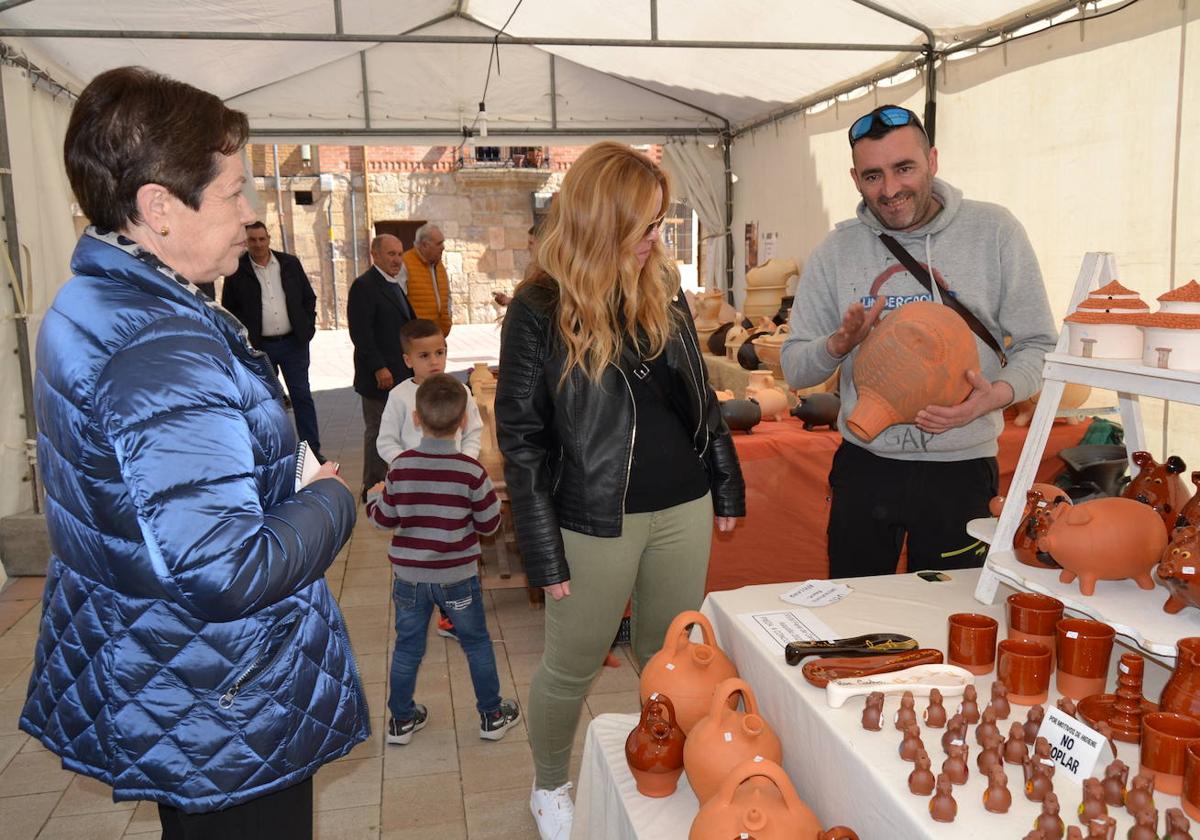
525 141 680 386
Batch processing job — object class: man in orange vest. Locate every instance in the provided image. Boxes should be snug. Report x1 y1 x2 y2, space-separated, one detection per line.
402 223 453 335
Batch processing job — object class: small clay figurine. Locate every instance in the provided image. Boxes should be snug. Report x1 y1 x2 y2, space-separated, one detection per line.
1165 807 1193 840
899 723 924 762
942 742 969 785
924 688 947 728
1085 817 1116 839
1025 739 1056 803
942 714 967 754
991 682 1011 720
1036 791 1065 840
1126 773 1156 819
908 749 935 796
1067 829 1084 840
1025 704 1046 742
977 732 1003 774
895 691 917 731
1079 777 1107 827
1102 759 1128 808
1033 736 1056 778
1027 832 1049 840
1058 696 1078 719
1005 720 1030 764
861 691 884 731
959 684 981 724
976 705 1001 747
1129 808 1159 840
983 764 1011 813
929 772 957 823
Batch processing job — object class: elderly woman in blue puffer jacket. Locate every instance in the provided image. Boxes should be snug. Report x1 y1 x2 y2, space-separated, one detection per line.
19 66 367 839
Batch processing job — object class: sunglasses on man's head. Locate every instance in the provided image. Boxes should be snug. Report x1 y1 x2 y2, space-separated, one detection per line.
848 106 920 147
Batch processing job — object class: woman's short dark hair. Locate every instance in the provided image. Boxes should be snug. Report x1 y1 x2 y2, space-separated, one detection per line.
64 66 250 232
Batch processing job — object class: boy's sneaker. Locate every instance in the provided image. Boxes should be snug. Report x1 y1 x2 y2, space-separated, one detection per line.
386 704 428 746
436 615 458 640
530 782 573 840
479 699 521 741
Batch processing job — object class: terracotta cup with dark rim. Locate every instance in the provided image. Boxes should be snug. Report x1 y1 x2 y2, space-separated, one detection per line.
1184 741 1200 822
1141 712 1200 795
947 613 999 676
996 639 1053 705
1055 618 1116 700
1006 592 1064 665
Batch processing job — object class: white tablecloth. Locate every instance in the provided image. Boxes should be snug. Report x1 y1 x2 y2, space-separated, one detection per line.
573 568 1178 840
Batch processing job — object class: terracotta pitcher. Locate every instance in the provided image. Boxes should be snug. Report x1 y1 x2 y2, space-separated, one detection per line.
640 610 739 734
684 678 783 804
688 758 858 840
625 693 686 797
1161 637 1200 720
846 301 979 442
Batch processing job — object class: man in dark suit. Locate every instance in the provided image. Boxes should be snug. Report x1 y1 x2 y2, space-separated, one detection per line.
221 221 322 458
347 233 415 501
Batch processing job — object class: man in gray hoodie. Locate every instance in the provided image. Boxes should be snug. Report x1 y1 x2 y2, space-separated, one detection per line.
781 104 1057 579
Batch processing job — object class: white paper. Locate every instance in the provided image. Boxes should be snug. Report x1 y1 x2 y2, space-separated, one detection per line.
1037 706 1112 783
736 609 839 652
779 580 852 607
760 231 779 261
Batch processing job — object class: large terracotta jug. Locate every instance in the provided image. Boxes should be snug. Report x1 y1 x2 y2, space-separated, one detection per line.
688 758 859 840
640 611 739 734
684 678 784 804
625 693 686 797
846 301 978 442
1161 637 1200 719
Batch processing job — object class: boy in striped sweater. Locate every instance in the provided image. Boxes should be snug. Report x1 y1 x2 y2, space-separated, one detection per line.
366 373 520 745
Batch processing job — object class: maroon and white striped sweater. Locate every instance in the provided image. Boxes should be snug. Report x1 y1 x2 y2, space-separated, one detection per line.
366 437 501 583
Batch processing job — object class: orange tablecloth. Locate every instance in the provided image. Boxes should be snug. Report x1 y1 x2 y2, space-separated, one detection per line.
704 417 1092 593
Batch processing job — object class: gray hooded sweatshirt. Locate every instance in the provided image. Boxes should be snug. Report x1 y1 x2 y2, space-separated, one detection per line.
780 177 1057 461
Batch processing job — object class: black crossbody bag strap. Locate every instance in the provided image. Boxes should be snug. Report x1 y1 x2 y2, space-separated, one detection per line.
878 233 1007 367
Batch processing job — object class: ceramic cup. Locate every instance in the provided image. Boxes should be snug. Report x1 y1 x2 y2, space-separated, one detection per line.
1141 712 1200 795
1184 741 1200 822
996 639 1053 705
1006 592 1064 666
1055 618 1116 700
947 613 999 676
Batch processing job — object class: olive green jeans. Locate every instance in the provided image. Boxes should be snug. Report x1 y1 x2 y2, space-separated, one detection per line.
528 493 714 789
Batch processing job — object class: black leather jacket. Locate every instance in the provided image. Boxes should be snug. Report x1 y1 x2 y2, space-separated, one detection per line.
495 277 745 588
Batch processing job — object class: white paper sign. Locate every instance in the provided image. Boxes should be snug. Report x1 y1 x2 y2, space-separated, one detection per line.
779 580 852 607
1037 706 1113 783
737 609 839 652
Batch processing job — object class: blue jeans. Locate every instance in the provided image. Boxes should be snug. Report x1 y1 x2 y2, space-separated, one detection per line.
260 334 320 454
388 575 501 720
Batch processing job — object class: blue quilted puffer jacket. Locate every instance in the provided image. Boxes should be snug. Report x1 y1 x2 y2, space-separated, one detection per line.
20 230 369 813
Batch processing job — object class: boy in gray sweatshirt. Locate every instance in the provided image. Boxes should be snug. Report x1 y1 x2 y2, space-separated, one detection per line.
781 104 1056 578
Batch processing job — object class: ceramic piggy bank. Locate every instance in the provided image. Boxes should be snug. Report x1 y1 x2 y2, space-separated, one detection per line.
791 392 840 431
1159 525 1200 614
988 484 1070 569
1037 497 1169 596
1123 451 1189 535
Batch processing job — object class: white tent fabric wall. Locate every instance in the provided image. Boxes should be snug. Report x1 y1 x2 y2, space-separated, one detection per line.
730 0 1200 465
660 139 727 293
0 62 77 571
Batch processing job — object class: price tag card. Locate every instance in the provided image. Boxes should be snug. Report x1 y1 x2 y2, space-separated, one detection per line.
1037 706 1114 783
779 580 852 607
737 609 839 652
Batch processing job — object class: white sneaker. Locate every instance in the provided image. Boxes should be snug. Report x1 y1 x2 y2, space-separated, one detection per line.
530 781 574 840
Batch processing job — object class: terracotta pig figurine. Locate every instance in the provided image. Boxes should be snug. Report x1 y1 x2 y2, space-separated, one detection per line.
1037 497 1169 595
1177 471 1200 530
1123 451 1189 534
790 392 840 431
1159 525 1200 614
991 485 1071 568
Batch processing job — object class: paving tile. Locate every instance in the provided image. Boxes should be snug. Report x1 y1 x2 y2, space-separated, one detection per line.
0 599 37 635
0 750 75 796
338 585 393 607
0 731 28 770
0 661 33 700
314 757 384 811
52 774 135 817
0 789 58 840
380 820 466 840
0 577 45 601
492 623 544 656
380 773 463 831
355 652 388 685
120 800 160 836
314 804 381 840
35 810 131 839
458 740 535 795
0 655 35 693
585 689 641 717
505 651 542 688
382 728 459 780
0 632 38 659
463 787 540 840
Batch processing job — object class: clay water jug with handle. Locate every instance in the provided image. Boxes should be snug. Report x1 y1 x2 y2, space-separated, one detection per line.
684 678 784 804
1162 637 1200 719
640 610 739 734
625 693 686 797
846 301 979 442
688 758 859 840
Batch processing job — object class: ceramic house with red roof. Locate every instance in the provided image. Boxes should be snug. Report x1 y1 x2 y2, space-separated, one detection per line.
1063 280 1151 359
1137 280 1200 369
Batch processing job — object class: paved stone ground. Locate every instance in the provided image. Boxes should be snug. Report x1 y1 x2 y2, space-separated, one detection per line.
0 325 641 839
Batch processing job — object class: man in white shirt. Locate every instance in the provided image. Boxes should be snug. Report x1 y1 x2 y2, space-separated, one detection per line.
222 222 322 458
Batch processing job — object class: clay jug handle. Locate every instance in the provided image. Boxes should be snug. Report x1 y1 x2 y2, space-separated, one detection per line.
709 676 758 720
641 692 678 730
713 757 806 817
665 609 718 655
820 828 860 840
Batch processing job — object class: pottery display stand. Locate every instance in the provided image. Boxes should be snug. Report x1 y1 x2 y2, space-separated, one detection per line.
971 252 1200 663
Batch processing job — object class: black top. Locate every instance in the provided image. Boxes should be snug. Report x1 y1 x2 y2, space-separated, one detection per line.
623 341 709 514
